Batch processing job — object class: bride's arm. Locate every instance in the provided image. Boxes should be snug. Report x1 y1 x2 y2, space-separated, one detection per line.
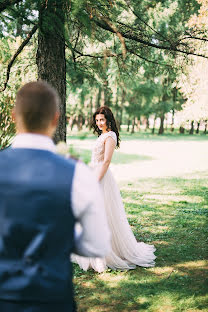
97 137 116 181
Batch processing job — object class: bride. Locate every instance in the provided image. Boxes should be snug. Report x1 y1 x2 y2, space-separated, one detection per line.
71 106 156 272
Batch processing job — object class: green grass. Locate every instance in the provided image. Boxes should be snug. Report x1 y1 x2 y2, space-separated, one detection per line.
67 129 208 142
70 147 153 165
119 131 208 142
73 172 208 312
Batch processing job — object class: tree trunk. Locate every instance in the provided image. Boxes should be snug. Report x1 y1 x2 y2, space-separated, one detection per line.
114 88 120 129
189 120 194 135
179 126 185 134
127 118 130 132
137 118 141 132
70 117 76 131
131 117 135 134
165 116 168 131
158 114 165 135
96 87 102 108
152 116 156 134
77 115 83 131
196 121 200 134
118 108 123 131
36 0 66 143
145 117 149 131
103 80 111 107
119 89 125 130
171 109 175 132
16 3 23 36
204 120 207 134
88 96 93 129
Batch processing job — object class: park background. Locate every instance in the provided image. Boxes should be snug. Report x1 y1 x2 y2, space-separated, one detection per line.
0 0 208 311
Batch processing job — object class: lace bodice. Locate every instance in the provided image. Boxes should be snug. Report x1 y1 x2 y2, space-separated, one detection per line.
91 131 117 166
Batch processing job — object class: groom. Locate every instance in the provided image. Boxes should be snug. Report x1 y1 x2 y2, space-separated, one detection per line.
0 81 111 312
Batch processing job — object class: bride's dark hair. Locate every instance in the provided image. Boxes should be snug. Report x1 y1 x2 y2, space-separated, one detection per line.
91 106 120 148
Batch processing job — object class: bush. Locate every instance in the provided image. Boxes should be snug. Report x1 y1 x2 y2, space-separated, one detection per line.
0 95 15 149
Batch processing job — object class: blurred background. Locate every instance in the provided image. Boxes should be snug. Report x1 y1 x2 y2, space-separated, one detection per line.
0 0 208 149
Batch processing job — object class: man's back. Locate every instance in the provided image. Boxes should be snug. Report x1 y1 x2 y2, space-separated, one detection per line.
0 81 111 312
0 148 76 303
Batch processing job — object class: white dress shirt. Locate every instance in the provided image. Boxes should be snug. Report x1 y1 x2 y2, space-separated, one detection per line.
11 133 111 258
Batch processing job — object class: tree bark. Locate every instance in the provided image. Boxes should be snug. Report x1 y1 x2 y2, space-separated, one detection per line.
77 115 83 131
118 89 125 130
144 117 149 131
15 3 23 37
152 116 156 134
88 95 93 128
204 120 207 134
196 121 200 134
36 0 66 143
171 109 175 132
131 117 135 134
158 114 165 134
96 87 102 108
103 80 111 107
189 120 194 135
127 118 130 132
137 118 141 132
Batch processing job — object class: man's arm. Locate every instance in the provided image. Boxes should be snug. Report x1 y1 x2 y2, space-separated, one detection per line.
71 162 111 257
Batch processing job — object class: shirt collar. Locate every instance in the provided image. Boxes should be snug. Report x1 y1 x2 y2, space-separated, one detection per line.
11 133 56 153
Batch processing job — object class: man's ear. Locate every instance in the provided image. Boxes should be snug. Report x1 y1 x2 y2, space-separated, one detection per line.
52 111 60 127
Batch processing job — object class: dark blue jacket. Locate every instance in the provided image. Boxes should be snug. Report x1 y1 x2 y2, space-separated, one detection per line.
0 148 76 304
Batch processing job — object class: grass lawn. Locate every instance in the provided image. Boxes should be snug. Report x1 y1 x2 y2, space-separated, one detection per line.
70 131 208 312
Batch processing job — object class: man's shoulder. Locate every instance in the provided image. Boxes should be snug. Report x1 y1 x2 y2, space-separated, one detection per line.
53 152 78 167
0 146 12 158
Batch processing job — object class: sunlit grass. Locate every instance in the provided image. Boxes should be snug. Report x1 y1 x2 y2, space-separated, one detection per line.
73 171 208 311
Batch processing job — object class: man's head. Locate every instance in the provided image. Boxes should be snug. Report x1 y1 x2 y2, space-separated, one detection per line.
13 81 60 137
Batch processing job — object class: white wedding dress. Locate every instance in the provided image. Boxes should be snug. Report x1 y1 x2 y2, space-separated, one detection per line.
71 131 156 272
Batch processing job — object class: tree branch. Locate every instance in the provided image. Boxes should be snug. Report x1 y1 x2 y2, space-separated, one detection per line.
0 0 22 13
124 0 171 45
94 20 208 59
180 36 208 42
127 48 172 67
100 17 127 60
0 24 38 92
65 44 120 59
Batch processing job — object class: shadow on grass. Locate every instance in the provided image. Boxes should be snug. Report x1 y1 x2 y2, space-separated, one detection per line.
74 174 208 311
68 130 208 142
123 177 208 266
74 263 207 311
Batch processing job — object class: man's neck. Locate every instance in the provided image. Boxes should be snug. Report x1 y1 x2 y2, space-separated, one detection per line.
16 129 52 138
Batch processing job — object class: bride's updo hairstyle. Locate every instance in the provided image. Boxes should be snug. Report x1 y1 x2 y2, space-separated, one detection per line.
91 106 120 148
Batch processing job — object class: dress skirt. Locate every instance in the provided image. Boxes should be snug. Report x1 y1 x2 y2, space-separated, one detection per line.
71 165 156 273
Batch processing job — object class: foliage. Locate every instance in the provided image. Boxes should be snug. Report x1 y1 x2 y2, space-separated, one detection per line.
0 0 208 140
0 93 15 149
177 0 208 125
0 36 37 148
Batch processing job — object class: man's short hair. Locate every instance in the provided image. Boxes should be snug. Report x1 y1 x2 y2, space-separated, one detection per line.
15 81 60 132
